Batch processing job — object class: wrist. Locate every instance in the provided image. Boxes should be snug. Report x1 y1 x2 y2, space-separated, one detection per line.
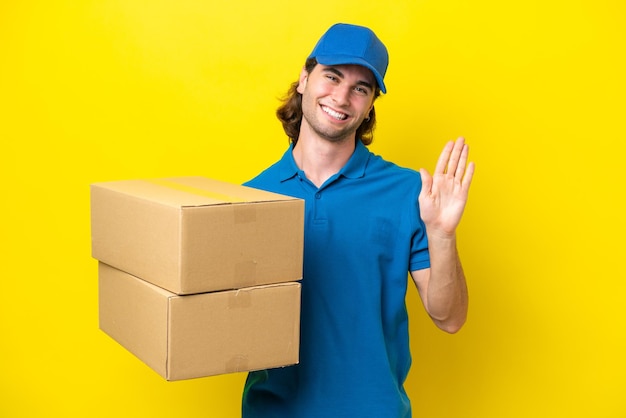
426 229 458 249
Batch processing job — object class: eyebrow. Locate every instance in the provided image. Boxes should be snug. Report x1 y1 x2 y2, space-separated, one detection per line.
324 66 375 91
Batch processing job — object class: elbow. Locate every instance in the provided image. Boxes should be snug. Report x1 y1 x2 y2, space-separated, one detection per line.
429 289 468 334
432 310 467 334
438 318 465 334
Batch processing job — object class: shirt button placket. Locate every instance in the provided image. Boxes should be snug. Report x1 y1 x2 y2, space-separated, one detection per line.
312 190 326 224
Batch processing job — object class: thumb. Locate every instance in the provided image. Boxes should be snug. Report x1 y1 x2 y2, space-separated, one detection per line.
419 168 433 195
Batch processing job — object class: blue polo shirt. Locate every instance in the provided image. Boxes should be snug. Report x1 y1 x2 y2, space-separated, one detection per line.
242 141 430 418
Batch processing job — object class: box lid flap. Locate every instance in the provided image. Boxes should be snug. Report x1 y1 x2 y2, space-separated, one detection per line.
91 176 299 208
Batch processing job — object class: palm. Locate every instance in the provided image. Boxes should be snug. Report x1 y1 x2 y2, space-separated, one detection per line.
419 138 475 237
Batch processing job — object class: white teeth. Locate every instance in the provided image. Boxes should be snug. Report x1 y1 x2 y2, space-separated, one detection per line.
322 106 347 120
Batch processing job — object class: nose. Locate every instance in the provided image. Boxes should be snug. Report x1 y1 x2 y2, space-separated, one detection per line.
331 85 351 106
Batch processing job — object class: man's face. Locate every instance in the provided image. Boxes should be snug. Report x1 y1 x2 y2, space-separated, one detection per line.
297 64 376 143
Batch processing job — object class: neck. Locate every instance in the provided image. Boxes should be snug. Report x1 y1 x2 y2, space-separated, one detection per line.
292 133 356 188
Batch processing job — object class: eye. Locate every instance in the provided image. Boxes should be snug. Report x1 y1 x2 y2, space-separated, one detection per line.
354 86 370 96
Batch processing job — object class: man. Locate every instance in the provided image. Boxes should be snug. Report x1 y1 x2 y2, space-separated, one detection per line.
242 23 474 417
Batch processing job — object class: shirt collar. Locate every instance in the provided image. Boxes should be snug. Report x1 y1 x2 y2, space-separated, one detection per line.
277 140 370 182
277 144 300 182
338 140 370 179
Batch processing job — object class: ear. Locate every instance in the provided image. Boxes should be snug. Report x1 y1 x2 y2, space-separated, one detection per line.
296 67 308 94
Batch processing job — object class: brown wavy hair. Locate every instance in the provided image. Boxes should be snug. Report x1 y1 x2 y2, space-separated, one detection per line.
276 58 382 146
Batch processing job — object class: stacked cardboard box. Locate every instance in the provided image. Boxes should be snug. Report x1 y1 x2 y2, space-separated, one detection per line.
91 176 304 381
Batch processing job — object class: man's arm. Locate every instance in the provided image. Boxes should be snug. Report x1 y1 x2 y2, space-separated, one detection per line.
411 243 468 334
412 137 474 333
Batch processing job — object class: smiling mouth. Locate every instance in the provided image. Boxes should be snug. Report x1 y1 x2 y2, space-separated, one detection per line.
321 105 348 121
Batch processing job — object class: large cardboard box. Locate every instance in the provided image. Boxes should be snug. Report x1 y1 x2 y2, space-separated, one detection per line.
98 262 301 381
91 176 304 295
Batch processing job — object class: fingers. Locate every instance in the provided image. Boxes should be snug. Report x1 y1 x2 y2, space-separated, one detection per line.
455 139 475 191
434 141 455 175
462 161 475 192
435 137 472 181
434 137 464 176
456 139 470 179
447 137 467 178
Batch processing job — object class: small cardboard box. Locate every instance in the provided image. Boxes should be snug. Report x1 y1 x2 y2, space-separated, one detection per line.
98 262 301 381
90 176 304 295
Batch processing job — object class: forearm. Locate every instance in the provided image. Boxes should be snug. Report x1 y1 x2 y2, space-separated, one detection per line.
424 233 468 333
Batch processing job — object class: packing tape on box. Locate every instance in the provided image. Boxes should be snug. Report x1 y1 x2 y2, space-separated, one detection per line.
148 178 258 225
232 205 257 224
146 179 248 203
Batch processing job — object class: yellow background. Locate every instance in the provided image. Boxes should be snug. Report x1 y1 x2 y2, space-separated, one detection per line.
1 1 624 417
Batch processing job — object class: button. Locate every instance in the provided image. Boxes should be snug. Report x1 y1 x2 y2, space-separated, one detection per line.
315 192 321 199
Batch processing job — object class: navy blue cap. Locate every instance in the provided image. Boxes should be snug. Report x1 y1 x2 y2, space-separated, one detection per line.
308 23 389 94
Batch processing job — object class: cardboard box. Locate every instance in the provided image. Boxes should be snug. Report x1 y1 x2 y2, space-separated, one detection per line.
90 176 304 294
98 262 301 381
